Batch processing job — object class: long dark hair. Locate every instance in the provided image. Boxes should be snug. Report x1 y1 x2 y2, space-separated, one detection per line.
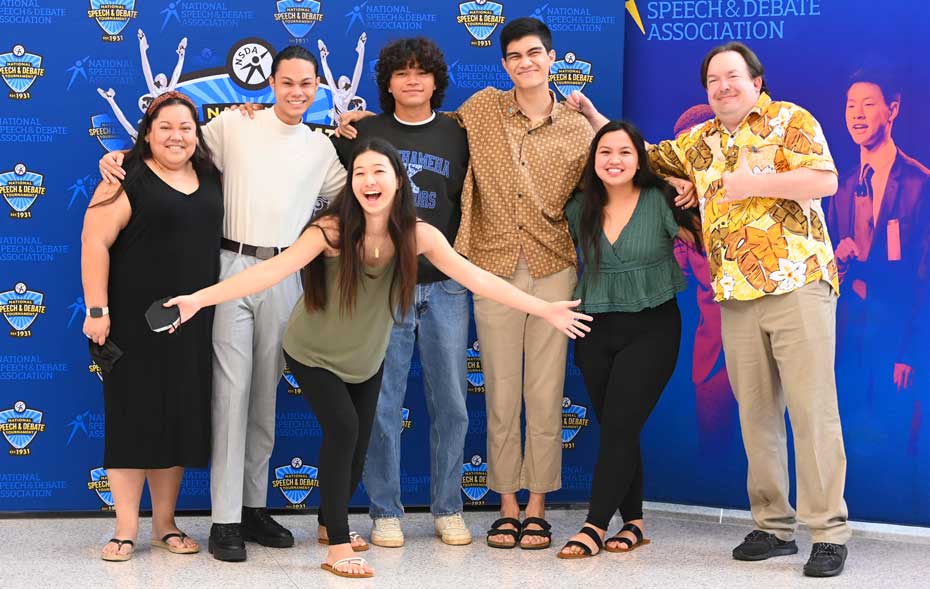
578 120 702 271
302 138 418 319
91 94 217 208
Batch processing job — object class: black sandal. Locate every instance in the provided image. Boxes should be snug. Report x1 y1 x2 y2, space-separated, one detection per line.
557 526 604 559
519 517 552 550
101 538 134 562
605 522 650 553
486 517 521 549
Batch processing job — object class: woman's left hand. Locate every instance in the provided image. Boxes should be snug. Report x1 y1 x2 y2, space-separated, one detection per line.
544 300 593 339
667 177 699 208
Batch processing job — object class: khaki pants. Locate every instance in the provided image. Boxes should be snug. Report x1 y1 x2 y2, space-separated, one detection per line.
474 259 576 493
720 280 851 544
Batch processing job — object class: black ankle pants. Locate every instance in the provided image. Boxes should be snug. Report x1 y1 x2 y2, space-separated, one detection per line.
573 299 681 529
284 352 383 545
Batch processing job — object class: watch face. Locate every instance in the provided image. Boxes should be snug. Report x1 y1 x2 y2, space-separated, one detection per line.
90 307 103 318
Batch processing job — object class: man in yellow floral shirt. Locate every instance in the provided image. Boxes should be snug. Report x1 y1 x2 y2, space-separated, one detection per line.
570 42 850 577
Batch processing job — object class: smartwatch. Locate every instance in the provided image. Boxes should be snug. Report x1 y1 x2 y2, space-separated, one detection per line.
87 306 109 318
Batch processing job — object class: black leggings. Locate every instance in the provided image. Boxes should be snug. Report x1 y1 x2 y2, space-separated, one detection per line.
573 299 681 529
284 352 383 545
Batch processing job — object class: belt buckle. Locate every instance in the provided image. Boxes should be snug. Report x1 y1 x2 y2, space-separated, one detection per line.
255 246 277 260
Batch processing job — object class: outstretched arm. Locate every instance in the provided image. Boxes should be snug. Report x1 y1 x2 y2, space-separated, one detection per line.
166 224 329 323
168 37 187 90
416 223 591 338
317 40 337 87
138 29 158 96
97 88 138 139
348 33 367 96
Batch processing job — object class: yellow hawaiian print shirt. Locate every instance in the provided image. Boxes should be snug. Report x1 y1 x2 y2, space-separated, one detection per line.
648 93 840 302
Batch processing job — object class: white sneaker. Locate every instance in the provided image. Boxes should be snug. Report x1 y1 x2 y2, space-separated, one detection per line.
370 517 404 548
434 513 472 546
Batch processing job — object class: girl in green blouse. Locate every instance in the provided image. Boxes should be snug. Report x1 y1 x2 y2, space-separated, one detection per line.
558 121 701 559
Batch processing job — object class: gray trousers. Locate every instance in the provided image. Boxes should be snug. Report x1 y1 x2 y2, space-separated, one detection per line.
210 250 302 523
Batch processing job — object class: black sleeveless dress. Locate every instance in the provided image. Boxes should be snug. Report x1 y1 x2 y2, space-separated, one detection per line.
102 163 223 469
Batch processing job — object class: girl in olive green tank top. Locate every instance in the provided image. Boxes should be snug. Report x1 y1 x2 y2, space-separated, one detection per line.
163 139 593 578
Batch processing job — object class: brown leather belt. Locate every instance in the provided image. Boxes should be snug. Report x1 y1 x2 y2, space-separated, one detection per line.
221 237 287 260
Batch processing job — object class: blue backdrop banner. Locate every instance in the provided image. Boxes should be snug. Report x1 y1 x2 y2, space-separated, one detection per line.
2 1 927 528
0 0 623 514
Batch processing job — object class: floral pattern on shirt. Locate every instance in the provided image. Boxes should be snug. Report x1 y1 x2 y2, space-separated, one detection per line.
649 93 840 301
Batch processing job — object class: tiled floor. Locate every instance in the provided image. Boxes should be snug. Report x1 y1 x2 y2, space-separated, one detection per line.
2 506 928 588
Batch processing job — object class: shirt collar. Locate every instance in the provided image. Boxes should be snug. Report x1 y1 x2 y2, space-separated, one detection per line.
501 88 562 122
714 92 772 135
860 140 898 177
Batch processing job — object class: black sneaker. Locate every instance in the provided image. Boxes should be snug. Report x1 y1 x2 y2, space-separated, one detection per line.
242 507 294 548
209 523 247 562
804 542 847 577
732 530 798 561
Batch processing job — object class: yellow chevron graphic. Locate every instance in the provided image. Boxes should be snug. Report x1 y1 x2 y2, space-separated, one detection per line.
625 0 645 35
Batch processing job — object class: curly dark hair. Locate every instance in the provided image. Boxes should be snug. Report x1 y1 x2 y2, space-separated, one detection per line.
375 37 448 113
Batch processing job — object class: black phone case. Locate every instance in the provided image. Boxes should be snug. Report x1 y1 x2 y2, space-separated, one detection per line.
145 297 181 332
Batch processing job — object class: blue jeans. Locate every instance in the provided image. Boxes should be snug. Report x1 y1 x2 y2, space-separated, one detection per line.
362 278 470 518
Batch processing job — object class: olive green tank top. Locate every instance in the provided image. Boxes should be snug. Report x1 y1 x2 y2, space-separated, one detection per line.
283 255 396 383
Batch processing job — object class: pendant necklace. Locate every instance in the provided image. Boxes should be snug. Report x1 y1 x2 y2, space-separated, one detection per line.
368 234 386 259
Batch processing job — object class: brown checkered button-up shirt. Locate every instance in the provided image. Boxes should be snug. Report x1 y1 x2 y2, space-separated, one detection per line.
452 87 594 278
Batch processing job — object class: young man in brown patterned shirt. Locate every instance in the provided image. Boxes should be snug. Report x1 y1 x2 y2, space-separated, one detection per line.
449 17 592 549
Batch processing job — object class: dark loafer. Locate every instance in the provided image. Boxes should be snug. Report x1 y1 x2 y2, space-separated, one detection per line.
804 542 848 577
209 523 246 562
732 530 798 561
242 507 294 548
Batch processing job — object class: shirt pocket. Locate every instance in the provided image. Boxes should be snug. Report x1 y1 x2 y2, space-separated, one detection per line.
743 143 782 175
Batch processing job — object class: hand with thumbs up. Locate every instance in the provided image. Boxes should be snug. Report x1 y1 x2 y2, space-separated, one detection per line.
720 146 759 203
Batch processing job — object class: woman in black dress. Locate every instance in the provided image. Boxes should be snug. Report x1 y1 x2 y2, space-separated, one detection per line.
81 91 222 561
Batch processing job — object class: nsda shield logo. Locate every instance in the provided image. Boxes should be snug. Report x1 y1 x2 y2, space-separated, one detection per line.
1 163 46 219
0 401 45 456
549 52 595 99
461 454 489 502
87 1 138 42
89 114 134 153
401 407 412 433
561 396 590 447
1 282 46 337
0 45 45 100
273 457 319 508
275 0 325 39
466 340 485 394
87 467 115 510
457 1 506 48
282 366 301 395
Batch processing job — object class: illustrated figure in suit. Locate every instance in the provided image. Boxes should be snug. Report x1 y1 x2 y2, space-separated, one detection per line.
827 70 930 458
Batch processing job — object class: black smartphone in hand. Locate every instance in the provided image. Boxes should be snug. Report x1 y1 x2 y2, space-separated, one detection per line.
145 297 181 333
